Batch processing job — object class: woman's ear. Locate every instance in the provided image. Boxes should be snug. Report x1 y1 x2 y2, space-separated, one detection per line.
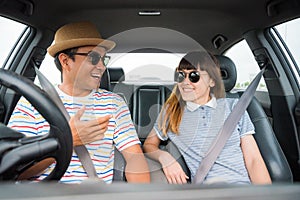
209 79 215 87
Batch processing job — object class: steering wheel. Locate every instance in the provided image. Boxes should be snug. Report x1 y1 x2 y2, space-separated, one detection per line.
0 69 73 181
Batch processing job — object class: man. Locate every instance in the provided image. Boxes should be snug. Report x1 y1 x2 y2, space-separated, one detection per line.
8 21 150 184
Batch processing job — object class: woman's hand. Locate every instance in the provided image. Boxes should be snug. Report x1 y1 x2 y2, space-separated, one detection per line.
159 152 189 184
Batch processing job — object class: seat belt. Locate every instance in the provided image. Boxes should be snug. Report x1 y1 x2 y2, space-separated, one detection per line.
35 67 102 181
193 66 266 184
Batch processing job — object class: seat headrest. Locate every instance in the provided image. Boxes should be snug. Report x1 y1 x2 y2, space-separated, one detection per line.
215 55 237 92
108 67 125 82
100 69 111 90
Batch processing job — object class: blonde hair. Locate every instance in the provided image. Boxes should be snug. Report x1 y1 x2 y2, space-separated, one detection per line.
158 51 225 136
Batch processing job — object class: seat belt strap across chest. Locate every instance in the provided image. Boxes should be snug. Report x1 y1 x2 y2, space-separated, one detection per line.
193 67 266 184
35 67 100 180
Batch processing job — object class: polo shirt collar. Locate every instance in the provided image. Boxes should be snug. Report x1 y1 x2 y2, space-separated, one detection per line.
186 95 217 112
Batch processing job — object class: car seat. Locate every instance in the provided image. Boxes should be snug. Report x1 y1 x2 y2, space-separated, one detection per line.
100 69 126 182
216 55 293 182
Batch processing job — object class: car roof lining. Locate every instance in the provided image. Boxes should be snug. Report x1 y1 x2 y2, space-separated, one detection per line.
1 0 299 54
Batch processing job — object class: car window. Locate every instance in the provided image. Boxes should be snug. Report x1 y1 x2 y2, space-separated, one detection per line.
39 52 184 85
109 53 183 82
224 40 267 91
272 17 300 85
225 18 300 92
38 52 61 86
41 44 266 90
0 17 27 69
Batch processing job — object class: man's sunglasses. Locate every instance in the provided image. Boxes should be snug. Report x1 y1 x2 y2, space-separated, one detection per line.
70 51 111 66
175 71 201 83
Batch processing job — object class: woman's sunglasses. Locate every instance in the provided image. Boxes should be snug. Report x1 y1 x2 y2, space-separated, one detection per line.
175 71 201 83
70 51 111 66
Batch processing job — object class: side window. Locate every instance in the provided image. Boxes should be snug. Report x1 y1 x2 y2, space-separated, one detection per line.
225 18 300 92
224 40 267 91
0 17 27 69
38 51 61 86
272 18 300 85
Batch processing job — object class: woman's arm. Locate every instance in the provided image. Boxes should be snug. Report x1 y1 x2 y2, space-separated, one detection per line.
241 134 272 184
143 129 188 184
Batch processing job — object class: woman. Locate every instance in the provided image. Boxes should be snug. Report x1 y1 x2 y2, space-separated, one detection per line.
143 51 271 185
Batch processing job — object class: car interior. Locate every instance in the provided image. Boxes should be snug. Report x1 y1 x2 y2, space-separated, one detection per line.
1 0 300 199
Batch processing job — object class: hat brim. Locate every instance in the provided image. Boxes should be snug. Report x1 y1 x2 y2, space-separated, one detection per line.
47 38 116 57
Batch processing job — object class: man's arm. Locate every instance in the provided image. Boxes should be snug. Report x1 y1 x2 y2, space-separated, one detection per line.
121 144 150 183
17 158 55 180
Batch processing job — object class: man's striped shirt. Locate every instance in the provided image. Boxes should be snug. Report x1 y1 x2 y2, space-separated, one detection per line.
8 87 140 184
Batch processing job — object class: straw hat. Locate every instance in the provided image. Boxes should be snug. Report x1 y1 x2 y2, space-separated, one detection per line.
47 21 116 57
